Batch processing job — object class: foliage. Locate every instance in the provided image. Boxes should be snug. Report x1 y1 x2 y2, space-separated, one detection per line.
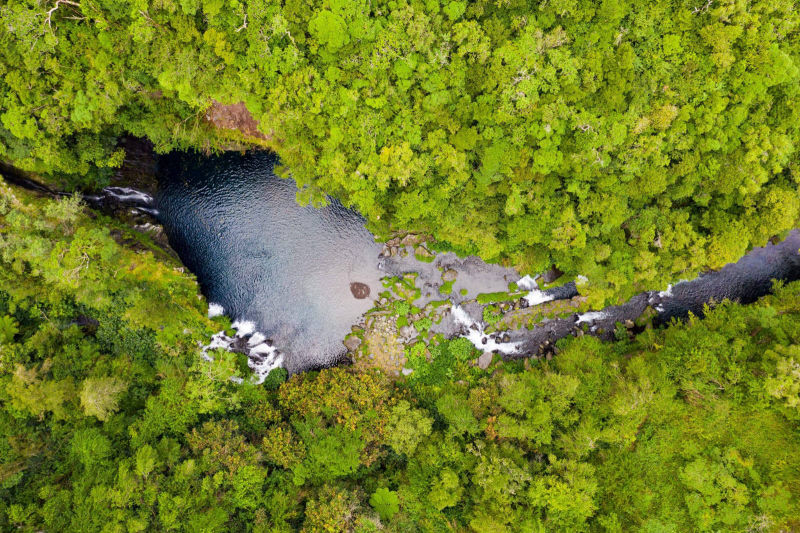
384 400 433 456
1 0 799 303
79 376 127 420
0 316 18 344
262 367 288 390
3 180 800 530
369 487 400 521
482 304 503 325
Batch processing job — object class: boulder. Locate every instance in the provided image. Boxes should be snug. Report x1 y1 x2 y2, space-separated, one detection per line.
442 269 458 282
350 281 371 299
344 336 362 352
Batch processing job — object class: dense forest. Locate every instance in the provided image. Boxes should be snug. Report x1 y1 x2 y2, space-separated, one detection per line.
2 174 800 531
1 0 799 302
2 0 800 531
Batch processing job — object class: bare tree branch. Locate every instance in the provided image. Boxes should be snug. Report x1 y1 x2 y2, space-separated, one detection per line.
691 0 712 14
235 13 247 33
44 0 80 29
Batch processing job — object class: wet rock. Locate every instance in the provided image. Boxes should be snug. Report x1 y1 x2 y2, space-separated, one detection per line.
442 269 458 282
541 266 565 284
350 282 371 299
344 336 362 352
230 336 249 352
399 325 417 339
477 352 493 369
415 245 433 259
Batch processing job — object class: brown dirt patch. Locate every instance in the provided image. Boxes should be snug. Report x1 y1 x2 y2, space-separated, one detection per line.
205 101 271 141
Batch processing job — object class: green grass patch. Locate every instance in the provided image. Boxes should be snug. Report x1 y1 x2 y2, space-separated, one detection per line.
393 300 411 315
440 280 455 295
476 291 518 304
483 305 503 326
414 317 432 333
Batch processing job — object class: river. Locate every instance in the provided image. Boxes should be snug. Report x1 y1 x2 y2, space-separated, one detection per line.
149 150 800 377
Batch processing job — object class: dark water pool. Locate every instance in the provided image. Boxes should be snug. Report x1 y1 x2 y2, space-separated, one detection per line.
155 151 384 374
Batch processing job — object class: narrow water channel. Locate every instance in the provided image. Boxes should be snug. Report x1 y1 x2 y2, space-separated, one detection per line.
150 150 800 375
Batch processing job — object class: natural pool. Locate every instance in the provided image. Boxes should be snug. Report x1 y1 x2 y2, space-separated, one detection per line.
155 150 386 375
152 150 800 379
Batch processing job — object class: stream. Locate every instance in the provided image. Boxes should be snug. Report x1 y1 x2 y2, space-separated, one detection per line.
149 150 800 378
6 153 798 380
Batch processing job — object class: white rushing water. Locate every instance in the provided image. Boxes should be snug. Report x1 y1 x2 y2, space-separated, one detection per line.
207 303 225 318
200 307 284 384
103 186 155 204
517 274 555 307
451 305 520 355
576 311 608 324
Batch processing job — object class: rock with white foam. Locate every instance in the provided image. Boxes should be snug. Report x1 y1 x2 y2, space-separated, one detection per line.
516 274 555 307
199 322 285 385
516 274 539 291
524 289 554 307
247 332 267 346
576 311 608 325
451 305 520 355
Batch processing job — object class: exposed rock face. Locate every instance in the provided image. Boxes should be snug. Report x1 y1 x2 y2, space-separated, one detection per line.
541 266 564 284
204 101 271 141
477 352 493 369
343 335 362 352
398 324 417 340
110 136 158 194
350 281 371 299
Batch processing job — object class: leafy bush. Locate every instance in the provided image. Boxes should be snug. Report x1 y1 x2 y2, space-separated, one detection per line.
263 367 289 390
369 488 400 521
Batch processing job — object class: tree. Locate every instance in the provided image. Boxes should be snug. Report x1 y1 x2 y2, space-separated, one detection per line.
385 400 433 456
79 376 127 421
